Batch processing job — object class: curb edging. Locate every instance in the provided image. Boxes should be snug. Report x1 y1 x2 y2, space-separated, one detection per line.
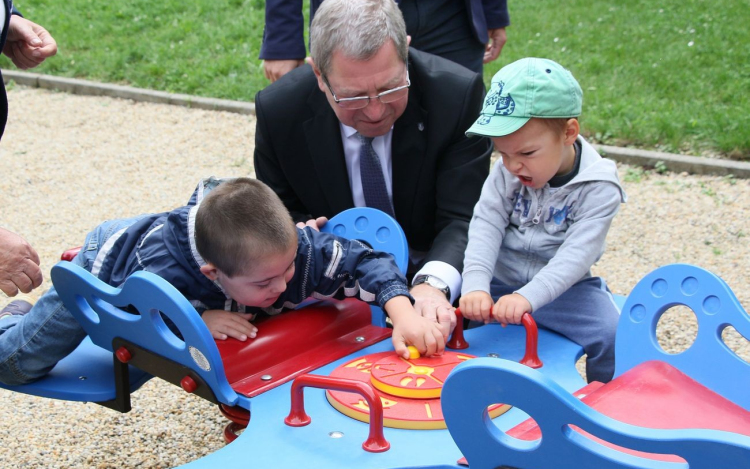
595 145 750 179
3 69 255 115
4 69 749 178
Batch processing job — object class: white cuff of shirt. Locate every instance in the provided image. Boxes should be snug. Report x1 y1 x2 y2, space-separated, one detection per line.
412 260 462 304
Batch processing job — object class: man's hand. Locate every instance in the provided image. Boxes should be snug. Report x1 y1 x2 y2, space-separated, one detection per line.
492 293 530 326
3 15 57 70
0 227 43 296
201 310 257 341
263 59 304 82
410 283 456 340
458 290 493 324
386 296 445 359
296 216 328 231
483 28 507 64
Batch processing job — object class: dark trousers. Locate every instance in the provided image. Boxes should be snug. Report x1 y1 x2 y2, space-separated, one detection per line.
399 0 486 75
489 276 621 383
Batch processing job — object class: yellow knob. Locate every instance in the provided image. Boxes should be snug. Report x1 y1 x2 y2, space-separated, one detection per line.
407 345 421 359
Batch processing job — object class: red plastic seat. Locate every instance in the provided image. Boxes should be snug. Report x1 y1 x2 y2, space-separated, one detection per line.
507 360 750 462
216 298 391 398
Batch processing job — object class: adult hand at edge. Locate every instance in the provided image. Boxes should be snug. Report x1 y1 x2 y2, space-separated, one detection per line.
3 15 58 70
263 59 305 82
0 227 43 296
483 28 507 64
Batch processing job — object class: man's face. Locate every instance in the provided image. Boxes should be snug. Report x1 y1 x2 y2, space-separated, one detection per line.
313 40 409 138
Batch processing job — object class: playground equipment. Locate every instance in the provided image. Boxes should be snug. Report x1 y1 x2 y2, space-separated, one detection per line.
1 208 748 468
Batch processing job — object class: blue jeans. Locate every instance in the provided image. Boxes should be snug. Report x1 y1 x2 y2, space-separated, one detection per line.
0 217 142 385
489 276 621 383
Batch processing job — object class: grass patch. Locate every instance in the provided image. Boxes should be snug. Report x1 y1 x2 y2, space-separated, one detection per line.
488 0 749 159
4 0 272 101
3 0 748 159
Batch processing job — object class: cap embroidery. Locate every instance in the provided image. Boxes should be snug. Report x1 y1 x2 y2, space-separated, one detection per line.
478 81 515 125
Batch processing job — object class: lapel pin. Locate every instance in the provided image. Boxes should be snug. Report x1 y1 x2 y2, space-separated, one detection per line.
418 122 424 131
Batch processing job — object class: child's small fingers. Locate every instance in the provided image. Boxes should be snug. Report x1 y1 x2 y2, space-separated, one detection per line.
392 336 409 359
226 329 248 341
482 308 493 324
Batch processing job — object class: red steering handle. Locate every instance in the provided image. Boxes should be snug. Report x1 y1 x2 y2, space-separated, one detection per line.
284 374 390 453
447 308 543 369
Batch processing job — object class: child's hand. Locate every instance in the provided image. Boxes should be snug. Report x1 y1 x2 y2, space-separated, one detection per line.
492 293 531 326
202 310 257 341
459 291 494 323
386 296 446 359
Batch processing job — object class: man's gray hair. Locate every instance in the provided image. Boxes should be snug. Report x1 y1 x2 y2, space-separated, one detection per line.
310 0 408 77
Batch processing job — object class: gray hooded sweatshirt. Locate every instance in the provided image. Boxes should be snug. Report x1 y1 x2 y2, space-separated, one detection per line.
461 136 627 312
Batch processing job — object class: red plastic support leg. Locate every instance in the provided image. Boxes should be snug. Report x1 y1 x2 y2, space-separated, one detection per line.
219 404 251 444
284 374 390 453
447 308 469 350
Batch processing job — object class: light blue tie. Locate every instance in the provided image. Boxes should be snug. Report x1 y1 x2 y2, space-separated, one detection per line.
358 134 395 217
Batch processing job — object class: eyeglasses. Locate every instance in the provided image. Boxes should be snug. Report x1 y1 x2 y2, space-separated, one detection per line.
323 71 410 110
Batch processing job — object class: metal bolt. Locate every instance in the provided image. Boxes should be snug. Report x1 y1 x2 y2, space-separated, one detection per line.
261 374 272 381
78 376 88 380
355 336 365 343
329 431 345 439
487 353 500 358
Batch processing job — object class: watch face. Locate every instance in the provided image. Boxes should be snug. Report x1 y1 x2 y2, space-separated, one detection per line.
427 277 448 290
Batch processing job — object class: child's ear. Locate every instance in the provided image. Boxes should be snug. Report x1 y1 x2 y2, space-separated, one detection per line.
564 118 580 145
200 264 220 281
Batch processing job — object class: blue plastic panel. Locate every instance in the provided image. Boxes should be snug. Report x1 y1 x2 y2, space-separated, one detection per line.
0 336 150 402
321 207 410 328
441 358 750 469
616 263 750 410
51 261 247 409
321 207 409 274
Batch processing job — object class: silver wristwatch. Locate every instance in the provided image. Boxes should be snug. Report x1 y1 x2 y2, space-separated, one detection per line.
413 275 451 301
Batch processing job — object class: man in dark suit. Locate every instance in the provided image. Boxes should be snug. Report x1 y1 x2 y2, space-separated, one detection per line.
260 0 510 81
254 0 492 336
0 0 56 306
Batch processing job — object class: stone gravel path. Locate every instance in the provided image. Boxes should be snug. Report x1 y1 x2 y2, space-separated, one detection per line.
0 87 747 468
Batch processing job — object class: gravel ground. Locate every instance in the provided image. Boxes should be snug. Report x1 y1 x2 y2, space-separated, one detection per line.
0 87 748 468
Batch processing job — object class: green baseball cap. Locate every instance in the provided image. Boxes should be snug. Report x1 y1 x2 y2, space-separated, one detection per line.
466 57 583 138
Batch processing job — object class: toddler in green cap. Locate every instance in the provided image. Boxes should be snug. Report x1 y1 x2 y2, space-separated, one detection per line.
459 57 627 382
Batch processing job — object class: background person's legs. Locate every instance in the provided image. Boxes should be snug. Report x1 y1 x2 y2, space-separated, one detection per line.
399 0 485 74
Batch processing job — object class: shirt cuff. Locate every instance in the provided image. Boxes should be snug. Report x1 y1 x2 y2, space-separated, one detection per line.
412 261 462 304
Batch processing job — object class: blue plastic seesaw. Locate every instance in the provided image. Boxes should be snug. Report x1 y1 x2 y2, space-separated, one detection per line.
441 263 750 469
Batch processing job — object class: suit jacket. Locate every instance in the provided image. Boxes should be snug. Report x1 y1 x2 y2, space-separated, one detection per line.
259 0 509 60
0 0 13 139
254 48 492 273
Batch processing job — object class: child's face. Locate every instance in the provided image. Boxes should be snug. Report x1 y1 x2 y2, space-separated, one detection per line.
491 118 579 189
209 243 297 308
